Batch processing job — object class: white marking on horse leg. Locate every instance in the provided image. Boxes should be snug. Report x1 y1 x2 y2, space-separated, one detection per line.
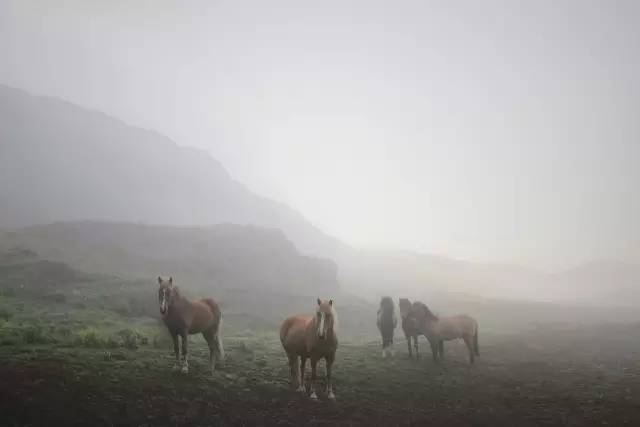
217 334 225 363
328 390 336 400
310 390 318 400
182 354 189 373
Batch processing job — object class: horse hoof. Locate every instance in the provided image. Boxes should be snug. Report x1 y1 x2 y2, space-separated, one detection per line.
309 392 318 400
328 392 336 401
296 386 305 393
181 366 189 374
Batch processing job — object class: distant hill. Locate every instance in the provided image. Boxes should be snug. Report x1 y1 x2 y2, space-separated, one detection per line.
0 84 345 259
0 222 338 294
1 84 637 306
340 250 640 307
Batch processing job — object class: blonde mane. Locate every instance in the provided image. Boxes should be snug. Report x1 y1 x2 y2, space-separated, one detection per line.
314 300 339 333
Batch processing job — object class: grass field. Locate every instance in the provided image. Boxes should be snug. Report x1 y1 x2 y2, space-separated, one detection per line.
1 260 640 426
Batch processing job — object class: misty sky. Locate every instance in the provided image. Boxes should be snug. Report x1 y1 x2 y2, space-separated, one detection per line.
1 1 639 269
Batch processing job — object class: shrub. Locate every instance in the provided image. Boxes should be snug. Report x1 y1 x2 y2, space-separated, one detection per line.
152 331 173 349
75 328 107 348
21 327 50 344
117 328 147 350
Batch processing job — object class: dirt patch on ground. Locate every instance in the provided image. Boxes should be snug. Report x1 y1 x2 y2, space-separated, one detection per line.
1 329 640 427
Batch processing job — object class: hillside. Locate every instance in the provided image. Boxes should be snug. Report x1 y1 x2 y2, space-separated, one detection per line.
2 84 638 306
0 221 338 295
0 85 344 259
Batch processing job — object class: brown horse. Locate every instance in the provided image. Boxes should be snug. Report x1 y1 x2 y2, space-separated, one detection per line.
280 298 338 400
377 296 397 358
399 298 420 359
411 301 479 364
157 276 224 374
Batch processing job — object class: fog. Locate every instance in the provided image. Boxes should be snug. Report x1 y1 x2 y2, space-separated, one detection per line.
2 0 639 270
3 2 640 425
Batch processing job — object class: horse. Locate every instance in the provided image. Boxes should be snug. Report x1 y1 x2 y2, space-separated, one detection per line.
157 276 224 375
398 298 420 359
376 296 397 358
411 301 479 364
280 298 338 400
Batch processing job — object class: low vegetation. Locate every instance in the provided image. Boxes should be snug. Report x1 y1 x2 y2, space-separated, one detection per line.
1 254 640 425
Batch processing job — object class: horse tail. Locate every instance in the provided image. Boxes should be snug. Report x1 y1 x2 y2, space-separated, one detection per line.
279 317 292 346
473 324 480 356
203 298 222 329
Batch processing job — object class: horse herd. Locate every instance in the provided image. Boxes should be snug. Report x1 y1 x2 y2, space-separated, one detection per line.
156 277 480 401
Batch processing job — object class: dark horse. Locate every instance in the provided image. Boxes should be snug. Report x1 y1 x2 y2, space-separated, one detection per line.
399 298 420 359
376 296 397 358
157 276 224 375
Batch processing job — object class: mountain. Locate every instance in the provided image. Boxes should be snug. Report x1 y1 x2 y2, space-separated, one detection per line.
0 221 338 294
0 84 345 259
1 84 637 306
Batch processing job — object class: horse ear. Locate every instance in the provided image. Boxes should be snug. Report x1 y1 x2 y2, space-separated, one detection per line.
169 277 173 286
329 299 333 306
317 298 321 306
157 276 162 284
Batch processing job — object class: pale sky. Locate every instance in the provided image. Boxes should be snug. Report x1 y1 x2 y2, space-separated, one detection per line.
1 0 639 268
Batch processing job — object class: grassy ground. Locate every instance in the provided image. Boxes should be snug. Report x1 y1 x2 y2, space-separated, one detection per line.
1 321 640 427
1 259 640 426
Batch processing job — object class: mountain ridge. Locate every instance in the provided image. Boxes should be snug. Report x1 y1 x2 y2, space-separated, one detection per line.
0 84 345 260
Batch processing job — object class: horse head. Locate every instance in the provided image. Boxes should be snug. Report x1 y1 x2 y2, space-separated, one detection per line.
316 298 336 340
157 276 177 314
398 298 412 319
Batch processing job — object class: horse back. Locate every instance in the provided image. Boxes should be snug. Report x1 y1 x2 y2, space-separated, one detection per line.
280 315 314 355
188 298 221 334
437 314 477 338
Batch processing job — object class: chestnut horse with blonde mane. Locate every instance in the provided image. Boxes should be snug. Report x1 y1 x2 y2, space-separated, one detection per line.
157 277 224 375
412 301 479 364
280 298 338 400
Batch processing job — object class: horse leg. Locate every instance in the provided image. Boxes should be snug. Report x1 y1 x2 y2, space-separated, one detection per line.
429 338 439 362
326 354 336 400
309 356 319 400
406 334 413 358
286 353 298 389
213 334 225 367
180 334 189 373
171 334 180 371
381 337 387 358
297 356 307 393
414 335 420 359
203 330 221 375
438 340 445 360
463 334 475 365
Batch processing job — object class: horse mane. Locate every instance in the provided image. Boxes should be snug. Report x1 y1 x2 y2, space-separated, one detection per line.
315 301 339 332
414 301 438 321
379 296 395 315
